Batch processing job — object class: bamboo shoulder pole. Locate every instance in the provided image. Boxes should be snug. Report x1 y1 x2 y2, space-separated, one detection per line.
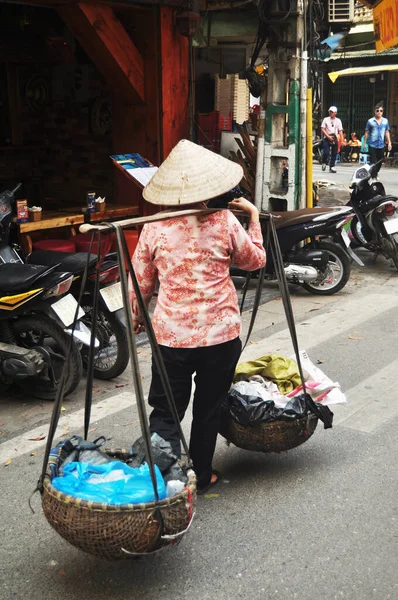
79 208 275 234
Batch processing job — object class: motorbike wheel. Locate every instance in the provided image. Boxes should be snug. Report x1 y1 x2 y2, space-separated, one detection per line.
388 233 398 271
12 315 83 400
81 304 129 380
302 241 351 295
350 215 369 248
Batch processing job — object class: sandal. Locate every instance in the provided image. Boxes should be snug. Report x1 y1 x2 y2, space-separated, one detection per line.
197 470 222 495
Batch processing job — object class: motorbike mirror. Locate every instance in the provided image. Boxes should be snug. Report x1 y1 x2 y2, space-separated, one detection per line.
369 159 384 178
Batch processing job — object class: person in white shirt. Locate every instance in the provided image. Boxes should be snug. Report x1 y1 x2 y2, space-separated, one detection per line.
321 106 343 173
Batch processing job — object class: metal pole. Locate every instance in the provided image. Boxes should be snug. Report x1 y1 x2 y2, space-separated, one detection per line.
299 49 308 209
254 108 265 211
306 87 313 208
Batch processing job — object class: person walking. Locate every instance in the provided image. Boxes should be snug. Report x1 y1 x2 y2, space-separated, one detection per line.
130 139 266 493
364 103 392 177
321 106 343 173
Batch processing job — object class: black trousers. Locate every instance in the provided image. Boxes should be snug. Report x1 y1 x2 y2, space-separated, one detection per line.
148 337 242 488
369 146 385 173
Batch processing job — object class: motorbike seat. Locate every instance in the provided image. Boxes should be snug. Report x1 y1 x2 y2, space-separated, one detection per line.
271 207 342 230
0 263 57 295
359 194 397 212
27 251 97 274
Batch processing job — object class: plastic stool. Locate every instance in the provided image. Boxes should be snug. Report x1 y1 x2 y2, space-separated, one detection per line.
335 153 341 164
72 232 114 257
359 153 370 165
32 239 76 253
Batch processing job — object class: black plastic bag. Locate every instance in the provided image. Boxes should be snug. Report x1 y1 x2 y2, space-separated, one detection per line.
225 389 314 426
129 433 178 473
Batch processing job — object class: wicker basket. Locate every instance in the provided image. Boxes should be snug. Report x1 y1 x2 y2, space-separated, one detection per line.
219 412 318 453
42 449 196 560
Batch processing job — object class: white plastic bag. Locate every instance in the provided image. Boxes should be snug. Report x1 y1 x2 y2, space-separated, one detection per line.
288 349 347 406
231 379 289 408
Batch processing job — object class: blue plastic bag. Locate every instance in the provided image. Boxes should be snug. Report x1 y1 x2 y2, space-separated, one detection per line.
52 460 166 505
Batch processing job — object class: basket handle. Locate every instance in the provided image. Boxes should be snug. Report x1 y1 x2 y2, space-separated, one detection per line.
36 235 99 494
160 512 195 540
267 216 333 429
119 512 196 556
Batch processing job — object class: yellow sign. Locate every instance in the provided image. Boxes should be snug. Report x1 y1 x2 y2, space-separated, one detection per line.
374 0 398 53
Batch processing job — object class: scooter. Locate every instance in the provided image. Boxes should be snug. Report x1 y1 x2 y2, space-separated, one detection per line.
0 184 129 380
261 206 358 294
347 161 398 270
27 249 129 379
313 138 323 165
209 190 359 295
0 262 83 399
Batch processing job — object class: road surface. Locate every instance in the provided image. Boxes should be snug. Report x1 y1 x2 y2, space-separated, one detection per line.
1 241 398 600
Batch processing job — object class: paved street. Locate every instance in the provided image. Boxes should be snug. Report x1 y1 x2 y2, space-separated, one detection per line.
1 170 398 600
314 160 398 205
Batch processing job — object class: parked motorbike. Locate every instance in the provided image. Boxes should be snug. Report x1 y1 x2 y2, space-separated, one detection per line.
313 138 323 165
262 206 357 294
0 262 83 399
347 161 398 270
0 184 129 380
27 249 129 379
209 189 357 295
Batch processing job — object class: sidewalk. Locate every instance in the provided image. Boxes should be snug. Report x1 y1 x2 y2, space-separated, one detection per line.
316 180 350 207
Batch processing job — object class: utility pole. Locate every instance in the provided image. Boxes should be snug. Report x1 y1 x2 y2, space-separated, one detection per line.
256 0 308 212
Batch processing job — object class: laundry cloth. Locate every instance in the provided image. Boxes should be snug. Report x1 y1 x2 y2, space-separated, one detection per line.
234 354 301 394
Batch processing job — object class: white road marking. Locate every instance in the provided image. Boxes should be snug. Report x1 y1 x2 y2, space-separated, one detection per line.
0 391 136 463
241 292 398 362
333 359 398 433
1 292 397 463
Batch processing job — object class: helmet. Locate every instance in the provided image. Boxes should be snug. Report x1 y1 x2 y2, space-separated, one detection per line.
329 106 338 113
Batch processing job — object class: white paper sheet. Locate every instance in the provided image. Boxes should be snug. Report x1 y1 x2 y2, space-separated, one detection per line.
125 166 158 187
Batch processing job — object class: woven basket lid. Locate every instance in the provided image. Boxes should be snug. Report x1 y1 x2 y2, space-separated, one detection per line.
142 139 243 205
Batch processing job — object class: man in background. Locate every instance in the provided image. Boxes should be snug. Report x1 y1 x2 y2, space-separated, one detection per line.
364 103 392 178
321 106 343 173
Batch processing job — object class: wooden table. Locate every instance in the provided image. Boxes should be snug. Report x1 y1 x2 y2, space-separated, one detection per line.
16 204 140 254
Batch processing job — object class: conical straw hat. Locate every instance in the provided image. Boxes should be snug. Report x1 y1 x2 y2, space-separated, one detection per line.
142 139 243 206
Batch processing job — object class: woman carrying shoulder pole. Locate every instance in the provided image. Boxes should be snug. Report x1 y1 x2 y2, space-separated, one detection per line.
130 140 266 493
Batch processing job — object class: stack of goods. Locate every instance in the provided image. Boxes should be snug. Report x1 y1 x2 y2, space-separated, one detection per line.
223 350 347 427
215 73 233 121
196 73 249 152
51 433 187 505
215 74 250 125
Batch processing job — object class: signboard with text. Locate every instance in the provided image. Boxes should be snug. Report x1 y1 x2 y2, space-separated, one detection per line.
374 0 398 52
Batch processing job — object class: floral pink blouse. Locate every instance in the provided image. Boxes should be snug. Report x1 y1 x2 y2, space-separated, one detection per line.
131 209 266 348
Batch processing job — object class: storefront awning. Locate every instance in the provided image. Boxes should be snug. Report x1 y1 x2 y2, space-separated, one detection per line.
328 64 398 82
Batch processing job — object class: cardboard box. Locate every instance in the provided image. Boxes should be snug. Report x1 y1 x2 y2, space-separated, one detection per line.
16 199 29 223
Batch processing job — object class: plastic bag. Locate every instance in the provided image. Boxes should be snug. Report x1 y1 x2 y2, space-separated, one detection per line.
52 460 167 505
59 436 118 473
232 379 288 408
288 349 347 405
225 388 312 426
129 433 187 485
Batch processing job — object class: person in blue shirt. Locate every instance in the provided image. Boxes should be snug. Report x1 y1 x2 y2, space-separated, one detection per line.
364 104 392 176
